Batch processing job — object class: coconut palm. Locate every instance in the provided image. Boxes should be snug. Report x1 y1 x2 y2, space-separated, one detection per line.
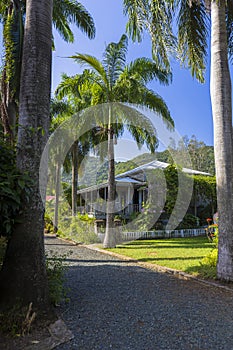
0 0 95 142
124 0 233 280
68 34 173 247
0 0 53 311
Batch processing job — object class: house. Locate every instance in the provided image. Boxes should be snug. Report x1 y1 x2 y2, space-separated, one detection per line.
76 160 211 222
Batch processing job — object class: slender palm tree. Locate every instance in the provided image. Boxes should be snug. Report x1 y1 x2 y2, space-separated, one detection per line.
69 34 173 247
124 0 233 281
54 73 96 218
0 0 95 142
0 0 53 312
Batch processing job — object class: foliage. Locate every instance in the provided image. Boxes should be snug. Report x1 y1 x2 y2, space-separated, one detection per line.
62 182 72 207
162 165 216 227
44 213 54 233
0 303 28 336
177 213 199 229
0 140 31 237
124 0 209 81
163 164 192 217
52 0 95 43
198 226 218 278
57 213 100 244
115 136 215 175
0 237 7 269
46 251 70 305
0 0 95 142
185 135 215 175
193 175 217 223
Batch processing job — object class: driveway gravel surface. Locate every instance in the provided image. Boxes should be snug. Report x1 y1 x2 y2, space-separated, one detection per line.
45 236 233 350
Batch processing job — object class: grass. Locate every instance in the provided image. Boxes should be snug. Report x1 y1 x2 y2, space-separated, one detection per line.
107 236 217 279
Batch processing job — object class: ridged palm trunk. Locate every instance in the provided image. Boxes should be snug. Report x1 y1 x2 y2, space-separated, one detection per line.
210 0 233 281
54 160 61 233
103 108 116 248
0 0 53 311
72 141 79 216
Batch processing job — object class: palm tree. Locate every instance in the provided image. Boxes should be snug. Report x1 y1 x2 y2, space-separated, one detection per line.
124 0 233 281
52 83 106 227
69 34 173 247
54 73 97 219
0 0 95 143
0 0 53 312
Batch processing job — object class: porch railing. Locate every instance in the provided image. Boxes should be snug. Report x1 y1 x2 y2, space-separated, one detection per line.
77 203 141 217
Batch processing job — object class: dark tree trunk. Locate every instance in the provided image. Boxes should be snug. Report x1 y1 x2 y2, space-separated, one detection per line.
0 0 53 312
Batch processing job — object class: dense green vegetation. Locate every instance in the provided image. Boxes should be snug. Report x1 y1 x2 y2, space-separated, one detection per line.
0 140 31 238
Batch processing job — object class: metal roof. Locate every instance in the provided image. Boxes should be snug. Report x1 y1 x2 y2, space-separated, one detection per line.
77 160 211 194
77 176 144 194
116 160 212 178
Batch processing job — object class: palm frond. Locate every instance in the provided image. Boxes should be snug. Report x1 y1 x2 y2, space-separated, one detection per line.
103 34 128 88
177 0 209 83
50 97 72 116
149 0 176 73
126 123 158 152
71 53 109 90
52 10 74 43
123 0 148 42
53 0 95 42
226 0 233 61
125 57 172 85
55 73 82 100
133 88 174 128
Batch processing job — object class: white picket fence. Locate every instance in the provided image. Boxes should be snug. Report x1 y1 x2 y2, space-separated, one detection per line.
98 227 206 242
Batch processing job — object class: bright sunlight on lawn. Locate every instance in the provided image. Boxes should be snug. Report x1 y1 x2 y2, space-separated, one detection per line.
107 236 216 278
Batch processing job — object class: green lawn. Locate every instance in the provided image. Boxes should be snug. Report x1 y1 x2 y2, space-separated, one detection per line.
107 236 217 278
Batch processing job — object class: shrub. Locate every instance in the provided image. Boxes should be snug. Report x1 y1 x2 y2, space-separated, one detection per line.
177 213 200 229
0 140 31 238
57 214 100 244
46 250 70 305
198 227 218 279
44 213 54 233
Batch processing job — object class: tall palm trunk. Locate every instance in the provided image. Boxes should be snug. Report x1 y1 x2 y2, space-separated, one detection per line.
103 106 116 248
54 160 61 232
0 0 53 310
210 0 233 281
72 141 79 216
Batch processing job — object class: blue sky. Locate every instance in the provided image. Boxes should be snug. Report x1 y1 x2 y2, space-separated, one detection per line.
52 0 214 147
1 1 232 147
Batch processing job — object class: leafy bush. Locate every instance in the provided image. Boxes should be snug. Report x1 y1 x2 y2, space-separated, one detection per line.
0 141 31 237
57 214 100 244
177 213 200 229
198 227 218 279
46 251 70 305
44 213 54 233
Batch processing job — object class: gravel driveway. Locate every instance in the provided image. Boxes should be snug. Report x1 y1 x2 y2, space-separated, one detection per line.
45 236 233 350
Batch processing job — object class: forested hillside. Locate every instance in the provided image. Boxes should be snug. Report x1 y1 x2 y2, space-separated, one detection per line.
70 139 215 189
